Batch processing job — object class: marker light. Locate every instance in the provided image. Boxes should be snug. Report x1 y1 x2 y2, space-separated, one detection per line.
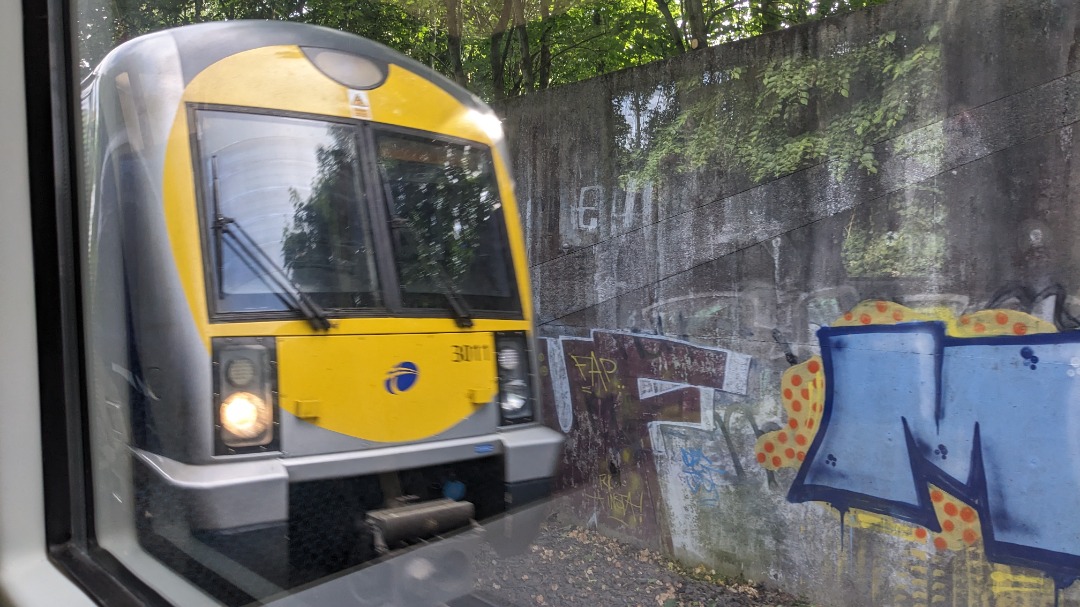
302 47 387 89
495 332 534 424
497 347 520 371
220 392 272 445
226 357 257 388
467 109 506 145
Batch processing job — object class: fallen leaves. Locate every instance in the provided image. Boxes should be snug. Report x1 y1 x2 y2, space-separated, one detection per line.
474 522 810 607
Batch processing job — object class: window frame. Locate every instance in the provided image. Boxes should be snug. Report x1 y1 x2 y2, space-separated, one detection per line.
26 0 179 604
189 103 525 325
189 103 392 322
372 121 525 318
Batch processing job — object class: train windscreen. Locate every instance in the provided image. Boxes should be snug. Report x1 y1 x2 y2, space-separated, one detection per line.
195 108 520 318
196 109 382 314
376 131 520 314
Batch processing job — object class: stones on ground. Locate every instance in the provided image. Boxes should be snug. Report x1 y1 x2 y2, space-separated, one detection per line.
474 522 808 607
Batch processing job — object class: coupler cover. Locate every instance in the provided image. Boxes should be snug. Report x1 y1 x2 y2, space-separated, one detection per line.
367 498 475 552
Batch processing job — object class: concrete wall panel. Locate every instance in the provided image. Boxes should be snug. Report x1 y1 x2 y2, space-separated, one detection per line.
502 0 1080 604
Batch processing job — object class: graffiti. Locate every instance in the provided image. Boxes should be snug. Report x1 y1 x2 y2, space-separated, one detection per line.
677 447 726 506
574 185 603 231
546 330 751 436
569 351 620 395
755 357 824 471
762 300 1080 589
569 181 654 234
584 471 646 528
540 329 753 545
986 282 1080 332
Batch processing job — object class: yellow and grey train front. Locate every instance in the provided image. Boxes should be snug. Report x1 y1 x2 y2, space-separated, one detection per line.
81 21 562 597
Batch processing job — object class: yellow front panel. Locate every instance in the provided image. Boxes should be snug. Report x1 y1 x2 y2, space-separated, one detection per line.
163 44 535 352
278 332 498 442
179 46 490 144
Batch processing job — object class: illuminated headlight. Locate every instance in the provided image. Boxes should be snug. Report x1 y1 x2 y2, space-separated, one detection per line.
220 392 272 444
214 339 278 453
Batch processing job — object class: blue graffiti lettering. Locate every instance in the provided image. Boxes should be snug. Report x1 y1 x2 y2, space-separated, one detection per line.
679 447 726 505
789 322 1080 588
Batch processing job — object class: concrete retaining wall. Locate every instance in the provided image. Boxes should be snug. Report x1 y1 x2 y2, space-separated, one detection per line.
498 0 1080 604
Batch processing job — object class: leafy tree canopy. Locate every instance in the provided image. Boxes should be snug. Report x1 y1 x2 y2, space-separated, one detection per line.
78 0 891 100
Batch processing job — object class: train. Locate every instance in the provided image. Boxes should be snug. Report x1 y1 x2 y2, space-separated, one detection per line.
77 20 563 603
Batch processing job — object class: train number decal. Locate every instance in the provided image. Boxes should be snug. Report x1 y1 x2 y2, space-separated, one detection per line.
451 344 491 363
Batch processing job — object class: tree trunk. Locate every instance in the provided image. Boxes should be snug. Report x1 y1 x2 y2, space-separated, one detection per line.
537 0 552 88
445 0 467 85
513 0 534 92
682 0 708 49
655 0 686 53
489 0 514 99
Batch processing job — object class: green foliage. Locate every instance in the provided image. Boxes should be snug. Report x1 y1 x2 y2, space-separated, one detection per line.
624 24 941 185
841 184 946 278
77 0 894 100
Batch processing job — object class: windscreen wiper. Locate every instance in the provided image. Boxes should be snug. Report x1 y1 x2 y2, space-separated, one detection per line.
211 156 332 331
388 214 474 329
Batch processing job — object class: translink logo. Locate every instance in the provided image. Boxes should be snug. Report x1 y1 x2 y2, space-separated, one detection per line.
384 362 419 394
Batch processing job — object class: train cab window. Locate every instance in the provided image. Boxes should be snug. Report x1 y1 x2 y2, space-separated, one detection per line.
195 109 382 315
376 132 521 314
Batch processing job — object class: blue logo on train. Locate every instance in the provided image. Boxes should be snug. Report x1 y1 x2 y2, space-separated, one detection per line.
385 362 419 394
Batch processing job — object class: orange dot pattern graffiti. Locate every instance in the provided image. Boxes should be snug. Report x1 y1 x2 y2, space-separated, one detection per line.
919 486 982 550
757 299 1058 553
754 357 824 471
833 299 1056 338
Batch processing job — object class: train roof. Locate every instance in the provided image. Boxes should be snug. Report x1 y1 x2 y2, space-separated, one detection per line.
87 20 484 111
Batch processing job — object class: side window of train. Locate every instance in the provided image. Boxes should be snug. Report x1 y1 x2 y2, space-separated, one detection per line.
31 0 562 603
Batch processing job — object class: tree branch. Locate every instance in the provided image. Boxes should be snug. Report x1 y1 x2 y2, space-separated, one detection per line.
546 29 612 62
654 0 686 53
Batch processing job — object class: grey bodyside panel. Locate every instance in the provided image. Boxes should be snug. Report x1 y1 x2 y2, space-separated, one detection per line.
423 400 501 441
136 426 559 530
135 449 288 530
87 34 215 465
122 169 214 463
278 409 376 454
282 434 506 482
497 425 563 482
280 400 501 456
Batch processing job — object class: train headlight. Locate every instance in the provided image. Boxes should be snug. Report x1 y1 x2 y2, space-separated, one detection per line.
214 339 278 452
495 332 534 425
220 392 272 441
500 380 529 413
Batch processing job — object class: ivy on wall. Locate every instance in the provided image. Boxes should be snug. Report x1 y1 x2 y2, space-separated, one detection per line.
841 184 946 278
622 23 942 185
